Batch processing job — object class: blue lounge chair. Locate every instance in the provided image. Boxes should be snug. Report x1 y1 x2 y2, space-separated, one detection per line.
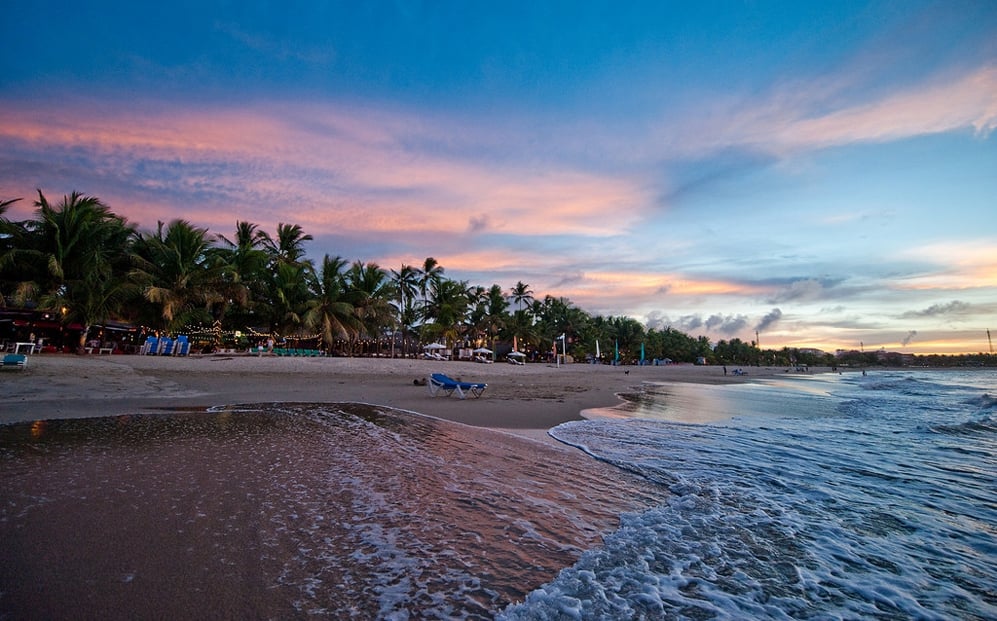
427 373 487 399
2 353 27 370
141 336 159 355
158 337 175 355
175 335 190 356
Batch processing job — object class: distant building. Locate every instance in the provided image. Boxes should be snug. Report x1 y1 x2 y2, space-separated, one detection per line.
797 348 826 357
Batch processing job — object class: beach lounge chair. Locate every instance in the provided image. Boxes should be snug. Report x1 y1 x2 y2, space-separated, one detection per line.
427 373 487 399
174 335 190 356
2 353 28 370
141 336 159 355
158 337 175 355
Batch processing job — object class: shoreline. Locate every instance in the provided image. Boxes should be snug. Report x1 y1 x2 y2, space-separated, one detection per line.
1 354 842 436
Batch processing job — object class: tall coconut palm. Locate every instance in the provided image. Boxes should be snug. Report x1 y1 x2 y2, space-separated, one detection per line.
478 284 508 353
418 256 444 316
390 264 420 356
303 255 357 351
0 197 27 304
130 219 242 332
12 191 135 349
423 278 470 348
262 222 313 266
345 261 395 354
265 261 312 336
216 221 269 279
214 221 270 328
508 280 535 349
510 281 534 313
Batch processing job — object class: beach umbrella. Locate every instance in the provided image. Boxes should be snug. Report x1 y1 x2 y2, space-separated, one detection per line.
472 347 492 354
641 342 645 362
508 351 526 358
614 339 619 362
596 340 601 358
423 343 446 350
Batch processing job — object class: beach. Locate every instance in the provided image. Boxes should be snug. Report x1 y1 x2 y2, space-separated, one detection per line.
2 355 845 619
0 353 808 431
3 360 992 619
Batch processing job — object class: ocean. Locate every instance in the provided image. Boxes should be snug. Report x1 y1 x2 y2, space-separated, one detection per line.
505 369 997 620
2 369 994 619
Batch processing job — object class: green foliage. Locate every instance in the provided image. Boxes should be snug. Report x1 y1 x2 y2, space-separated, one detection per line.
24 189 983 366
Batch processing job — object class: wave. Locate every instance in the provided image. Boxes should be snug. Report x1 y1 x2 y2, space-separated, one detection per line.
858 374 955 398
965 392 997 411
530 382 997 621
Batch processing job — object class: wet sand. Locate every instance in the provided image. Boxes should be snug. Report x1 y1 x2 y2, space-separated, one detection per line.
1 354 836 618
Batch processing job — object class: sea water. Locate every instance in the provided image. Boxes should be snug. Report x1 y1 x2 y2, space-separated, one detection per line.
503 369 997 620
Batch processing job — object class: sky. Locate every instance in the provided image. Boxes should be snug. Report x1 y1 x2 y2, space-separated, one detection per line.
2 1 996 355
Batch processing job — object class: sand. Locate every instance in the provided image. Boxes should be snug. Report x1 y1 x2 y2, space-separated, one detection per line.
1 354 837 617
0 353 822 434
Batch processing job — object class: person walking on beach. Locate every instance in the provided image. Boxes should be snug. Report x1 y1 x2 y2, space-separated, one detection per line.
723 365 727 376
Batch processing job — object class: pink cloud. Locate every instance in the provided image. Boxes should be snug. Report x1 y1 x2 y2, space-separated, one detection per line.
663 64 997 159
0 99 649 239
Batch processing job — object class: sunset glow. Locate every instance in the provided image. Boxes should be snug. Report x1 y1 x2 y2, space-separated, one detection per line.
2 1 995 354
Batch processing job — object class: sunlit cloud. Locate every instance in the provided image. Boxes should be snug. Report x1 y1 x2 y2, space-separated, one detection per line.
666 65 997 160
894 239 997 290
2 7 996 357
0 100 648 240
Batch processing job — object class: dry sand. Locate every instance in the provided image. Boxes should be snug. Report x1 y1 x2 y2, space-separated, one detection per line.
1 353 826 434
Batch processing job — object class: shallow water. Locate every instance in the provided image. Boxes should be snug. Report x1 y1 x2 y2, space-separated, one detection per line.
504 369 997 620
0 404 662 619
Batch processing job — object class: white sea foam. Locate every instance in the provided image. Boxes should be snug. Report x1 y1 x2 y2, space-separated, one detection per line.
503 370 997 620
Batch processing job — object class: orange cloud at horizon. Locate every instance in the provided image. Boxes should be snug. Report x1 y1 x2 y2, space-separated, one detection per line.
893 240 997 291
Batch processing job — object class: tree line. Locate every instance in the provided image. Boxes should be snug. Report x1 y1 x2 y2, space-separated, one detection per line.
2 190 839 365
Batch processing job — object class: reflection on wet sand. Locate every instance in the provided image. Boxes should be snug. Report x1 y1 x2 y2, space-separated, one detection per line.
0 404 664 618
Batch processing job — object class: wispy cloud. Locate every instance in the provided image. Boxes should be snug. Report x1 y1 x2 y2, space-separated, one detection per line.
666 65 997 160
895 240 997 290
899 300 972 319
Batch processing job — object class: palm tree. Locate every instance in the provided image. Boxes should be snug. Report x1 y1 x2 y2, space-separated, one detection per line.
0 197 27 305
303 255 357 351
508 280 535 350
262 223 313 266
510 281 534 312
345 261 395 355
212 221 270 328
130 219 241 332
390 264 420 357
12 191 135 349
423 278 470 348
216 221 269 278
265 261 312 336
418 256 444 316
480 284 508 353
254 223 314 334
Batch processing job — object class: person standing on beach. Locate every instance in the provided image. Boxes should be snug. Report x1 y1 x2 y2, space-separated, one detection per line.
723 365 727 376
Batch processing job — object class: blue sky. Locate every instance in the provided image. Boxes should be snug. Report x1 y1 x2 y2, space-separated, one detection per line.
2 1 996 354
